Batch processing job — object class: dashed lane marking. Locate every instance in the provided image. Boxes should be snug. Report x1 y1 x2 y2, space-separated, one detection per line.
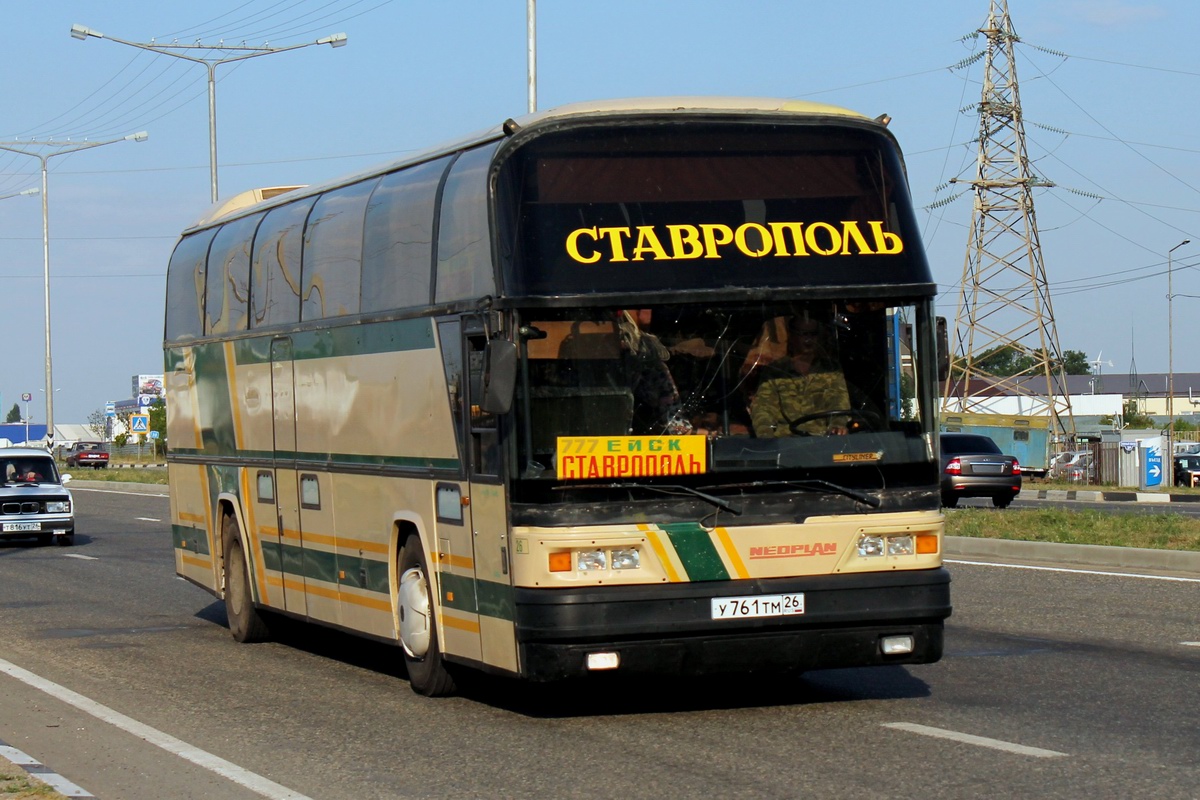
883 722 1068 758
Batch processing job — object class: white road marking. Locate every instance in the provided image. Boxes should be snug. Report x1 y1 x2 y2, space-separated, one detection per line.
135 517 161 522
70 487 169 498
945 558 1200 583
0 657 316 800
883 722 1067 758
1182 642 1200 647
63 554 97 561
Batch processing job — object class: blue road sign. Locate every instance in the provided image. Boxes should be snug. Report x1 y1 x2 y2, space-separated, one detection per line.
1145 449 1163 487
130 414 149 433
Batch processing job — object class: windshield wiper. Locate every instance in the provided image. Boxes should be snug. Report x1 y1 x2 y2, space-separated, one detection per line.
554 482 742 515
703 479 881 508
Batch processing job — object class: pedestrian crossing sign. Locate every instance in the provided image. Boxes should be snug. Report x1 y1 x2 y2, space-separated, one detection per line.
130 414 149 433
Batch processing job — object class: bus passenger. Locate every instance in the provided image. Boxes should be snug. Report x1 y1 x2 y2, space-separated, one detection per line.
619 309 681 434
750 314 851 437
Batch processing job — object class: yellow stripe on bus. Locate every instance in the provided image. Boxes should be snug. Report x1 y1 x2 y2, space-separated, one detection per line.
265 576 393 613
181 553 210 569
179 511 205 524
442 614 481 634
224 341 246 449
714 526 750 579
242 469 272 608
432 552 474 570
639 524 683 582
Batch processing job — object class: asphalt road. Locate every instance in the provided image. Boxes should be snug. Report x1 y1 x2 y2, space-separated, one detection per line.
0 486 1196 800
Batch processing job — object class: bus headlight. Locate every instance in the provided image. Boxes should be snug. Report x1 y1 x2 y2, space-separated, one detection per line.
857 535 886 557
857 531 938 558
610 548 641 570
577 550 607 571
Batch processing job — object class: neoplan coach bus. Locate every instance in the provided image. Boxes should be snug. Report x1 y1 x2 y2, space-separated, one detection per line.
164 97 951 696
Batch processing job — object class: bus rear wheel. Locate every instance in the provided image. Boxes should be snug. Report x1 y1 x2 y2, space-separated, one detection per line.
224 515 270 643
398 534 456 696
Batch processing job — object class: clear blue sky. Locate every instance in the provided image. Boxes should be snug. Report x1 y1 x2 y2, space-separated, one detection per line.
2 0 1198 424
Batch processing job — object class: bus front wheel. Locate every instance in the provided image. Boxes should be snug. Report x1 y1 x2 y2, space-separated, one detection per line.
223 515 270 643
398 535 456 696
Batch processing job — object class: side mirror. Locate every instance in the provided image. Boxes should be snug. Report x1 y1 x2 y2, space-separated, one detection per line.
936 316 950 383
481 338 517 415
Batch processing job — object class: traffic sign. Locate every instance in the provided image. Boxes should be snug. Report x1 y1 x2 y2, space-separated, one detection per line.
130 414 150 433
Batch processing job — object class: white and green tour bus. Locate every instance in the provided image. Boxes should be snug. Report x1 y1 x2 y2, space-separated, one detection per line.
164 97 951 695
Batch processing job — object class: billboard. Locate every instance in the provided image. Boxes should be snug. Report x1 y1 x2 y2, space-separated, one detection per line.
133 374 163 397
133 374 163 408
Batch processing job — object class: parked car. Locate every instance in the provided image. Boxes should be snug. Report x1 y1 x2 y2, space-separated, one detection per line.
1064 452 1095 484
1174 454 1200 488
0 448 74 546
63 441 109 470
1049 450 1091 481
940 432 1021 508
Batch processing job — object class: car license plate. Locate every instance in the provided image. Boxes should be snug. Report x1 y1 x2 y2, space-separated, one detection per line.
3 522 40 532
711 593 805 620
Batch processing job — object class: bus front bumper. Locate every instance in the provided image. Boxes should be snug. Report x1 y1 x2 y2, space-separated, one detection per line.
513 567 951 681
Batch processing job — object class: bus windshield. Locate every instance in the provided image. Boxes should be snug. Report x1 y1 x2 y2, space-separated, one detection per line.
510 299 934 485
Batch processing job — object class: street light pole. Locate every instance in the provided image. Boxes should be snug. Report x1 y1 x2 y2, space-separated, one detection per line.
1168 238 1190 488
0 133 148 444
71 24 348 204
527 0 537 113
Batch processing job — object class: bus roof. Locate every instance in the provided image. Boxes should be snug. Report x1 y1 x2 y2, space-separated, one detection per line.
183 96 879 232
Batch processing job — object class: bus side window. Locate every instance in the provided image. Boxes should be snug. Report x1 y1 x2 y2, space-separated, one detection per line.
467 335 501 477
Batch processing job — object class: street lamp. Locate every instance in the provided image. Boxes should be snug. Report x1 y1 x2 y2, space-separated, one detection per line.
71 23 348 203
0 132 148 444
1168 238 1190 488
0 187 40 202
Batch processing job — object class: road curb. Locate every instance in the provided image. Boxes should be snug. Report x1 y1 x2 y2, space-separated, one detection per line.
1032 489 1200 503
946 535 1200 575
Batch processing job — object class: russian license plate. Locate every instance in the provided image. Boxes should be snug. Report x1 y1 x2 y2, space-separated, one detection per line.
3 522 40 532
711 593 805 620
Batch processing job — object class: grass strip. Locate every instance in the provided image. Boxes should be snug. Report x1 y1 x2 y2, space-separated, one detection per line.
946 506 1200 551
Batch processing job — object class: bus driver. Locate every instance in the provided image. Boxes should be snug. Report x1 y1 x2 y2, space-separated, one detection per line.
750 313 852 437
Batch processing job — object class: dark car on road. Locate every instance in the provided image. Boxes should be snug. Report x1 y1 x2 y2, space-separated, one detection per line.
940 432 1021 508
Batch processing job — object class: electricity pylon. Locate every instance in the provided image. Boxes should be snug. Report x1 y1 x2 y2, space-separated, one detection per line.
943 0 1075 444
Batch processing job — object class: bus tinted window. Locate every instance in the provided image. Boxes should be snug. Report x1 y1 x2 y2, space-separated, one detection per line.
302 179 379 320
165 229 216 341
435 144 499 304
252 197 314 327
206 213 263 334
362 157 450 312
500 123 928 296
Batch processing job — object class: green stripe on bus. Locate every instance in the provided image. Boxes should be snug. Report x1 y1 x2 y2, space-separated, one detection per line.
169 449 461 472
659 522 730 581
437 576 513 622
172 524 211 555
229 317 436 366
439 571 478 613
476 579 515 621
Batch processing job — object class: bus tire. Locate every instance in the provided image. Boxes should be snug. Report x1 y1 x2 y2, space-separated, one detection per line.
223 515 270 643
398 534 456 697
